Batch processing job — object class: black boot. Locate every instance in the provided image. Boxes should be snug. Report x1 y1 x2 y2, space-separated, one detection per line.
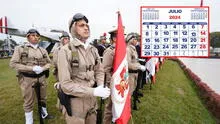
132 92 138 110
137 91 143 97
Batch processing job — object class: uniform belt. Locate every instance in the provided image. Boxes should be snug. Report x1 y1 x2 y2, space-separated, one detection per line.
128 70 138 73
78 65 95 72
21 72 45 78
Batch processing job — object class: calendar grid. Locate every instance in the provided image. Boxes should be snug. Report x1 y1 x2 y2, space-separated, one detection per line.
141 7 209 58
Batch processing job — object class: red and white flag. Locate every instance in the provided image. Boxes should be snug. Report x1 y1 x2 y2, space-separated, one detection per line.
0 16 8 34
111 12 131 124
145 58 157 83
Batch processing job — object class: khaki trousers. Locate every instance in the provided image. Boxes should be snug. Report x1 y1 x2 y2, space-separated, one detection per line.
18 75 47 112
103 96 113 124
63 96 97 124
128 73 138 95
65 112 96 124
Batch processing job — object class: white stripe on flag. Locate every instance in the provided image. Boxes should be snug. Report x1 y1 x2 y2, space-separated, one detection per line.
111 55 129 122
2 17 6 33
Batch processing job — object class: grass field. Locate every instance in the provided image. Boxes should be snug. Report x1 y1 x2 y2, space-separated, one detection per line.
0 59 217 124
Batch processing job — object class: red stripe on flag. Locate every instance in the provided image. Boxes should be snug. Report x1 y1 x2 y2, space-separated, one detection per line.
152 75 156 84
156 61 160 72
5 16 8 34
113 12 127 73
0 18 2 33
115 93 131 124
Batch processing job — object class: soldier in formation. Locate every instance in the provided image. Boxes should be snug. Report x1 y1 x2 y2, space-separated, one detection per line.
57 13 110 124
10 29 53 124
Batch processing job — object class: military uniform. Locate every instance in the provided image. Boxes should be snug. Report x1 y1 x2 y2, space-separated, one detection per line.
57 38 104 124
52 44 64 111
10 43 51 112
102 45 115 124
52 44 62 81
53 31 70 76
127 44 141 94
53 32 70 111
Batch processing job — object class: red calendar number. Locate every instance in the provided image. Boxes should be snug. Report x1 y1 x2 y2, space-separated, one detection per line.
200 44 206 49
200 31 206 35
200 38 206 42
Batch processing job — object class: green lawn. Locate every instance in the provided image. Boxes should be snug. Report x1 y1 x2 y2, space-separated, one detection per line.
0 59 65 124
0 59 217 124
132 60 216 124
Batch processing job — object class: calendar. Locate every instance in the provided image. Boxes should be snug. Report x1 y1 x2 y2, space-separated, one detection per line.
140 6 209 57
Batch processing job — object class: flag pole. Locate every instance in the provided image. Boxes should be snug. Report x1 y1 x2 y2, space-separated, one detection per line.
200 0 203 7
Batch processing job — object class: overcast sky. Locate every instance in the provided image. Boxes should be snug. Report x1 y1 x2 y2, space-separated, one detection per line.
0 0 220 41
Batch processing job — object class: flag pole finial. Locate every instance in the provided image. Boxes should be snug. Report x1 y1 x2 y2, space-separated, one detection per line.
116 10 120 15
200 0 203 7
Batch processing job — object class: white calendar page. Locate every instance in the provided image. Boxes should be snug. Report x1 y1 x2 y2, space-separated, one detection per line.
140 6 209 58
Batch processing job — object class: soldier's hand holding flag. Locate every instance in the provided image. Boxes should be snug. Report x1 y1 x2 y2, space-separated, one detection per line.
138 65 146 72
93 84 110 99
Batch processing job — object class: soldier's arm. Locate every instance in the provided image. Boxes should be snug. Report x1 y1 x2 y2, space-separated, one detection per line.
93 48 104 86
57 47 94 97
9 46 33 72
102 49 114 87
52 49 58 67
127 47 140 70
41 49 51 71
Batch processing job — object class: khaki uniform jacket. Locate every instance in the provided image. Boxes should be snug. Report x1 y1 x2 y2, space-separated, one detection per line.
127 44 141 71
52 46 60 68
9 44 51 112
10 45 51 73
52 44 63 81
127 44 141 94
52 43 64 67
102 45 115 124
57 39 104 97
102 45 115 87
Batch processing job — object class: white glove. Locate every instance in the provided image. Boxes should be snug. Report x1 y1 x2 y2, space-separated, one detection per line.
33 65 43 74
54 82 60 90
138 65 146 72
93 84 110 99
